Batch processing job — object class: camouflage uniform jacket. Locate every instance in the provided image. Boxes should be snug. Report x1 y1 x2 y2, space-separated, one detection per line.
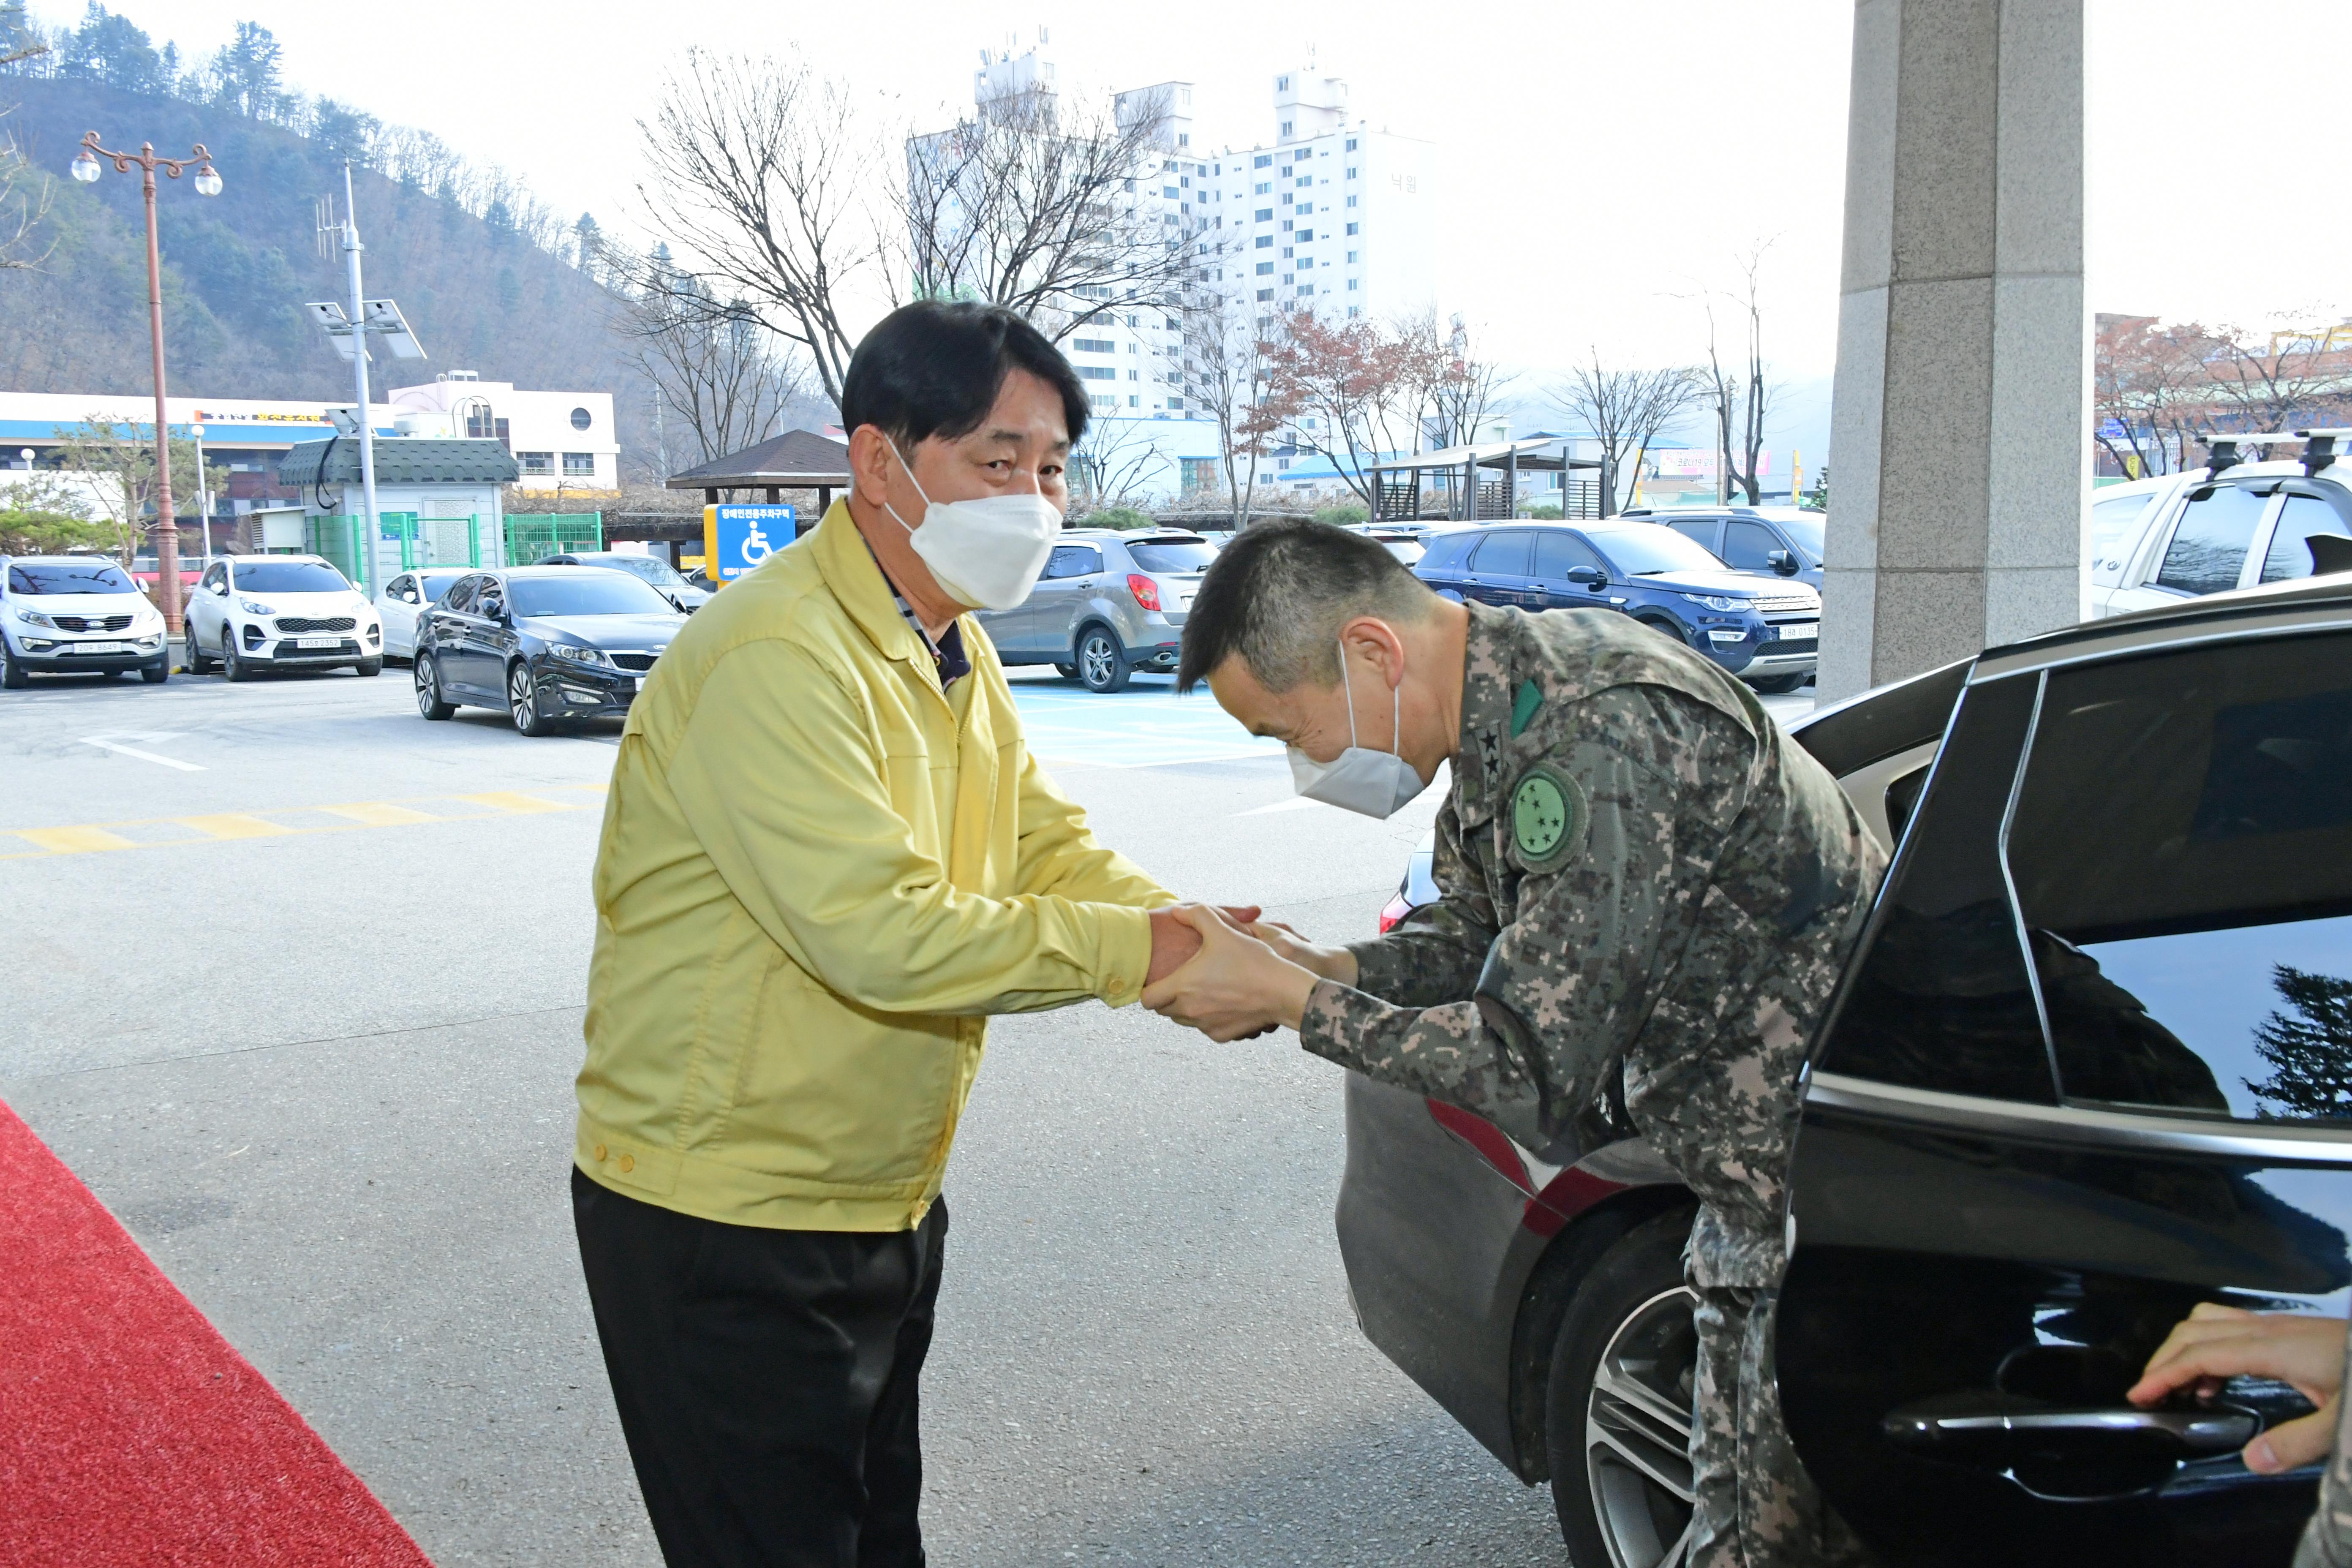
1298 600 1886 1289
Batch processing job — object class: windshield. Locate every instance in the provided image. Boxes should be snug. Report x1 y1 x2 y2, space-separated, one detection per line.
8 562 138 595
1586 525 1731 577
233 560 351 594
1127 540 1218 573
1778 514 1825 559
509 572 677 618
602 555 689 590
419 573 463 603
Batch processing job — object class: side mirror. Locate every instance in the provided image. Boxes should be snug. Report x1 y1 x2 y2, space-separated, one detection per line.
1767 550 1800 576
1565 565 1606 588
479 596 506 622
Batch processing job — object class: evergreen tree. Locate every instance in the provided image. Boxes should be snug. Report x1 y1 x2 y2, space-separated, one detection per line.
59 3 163 94
2244 965 2352 1122
207 20 282 120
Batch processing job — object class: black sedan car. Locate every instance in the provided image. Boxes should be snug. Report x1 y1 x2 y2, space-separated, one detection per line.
1342 570 2352 1566
412 566 685 735
1413 521 1821 692
536 550 713 613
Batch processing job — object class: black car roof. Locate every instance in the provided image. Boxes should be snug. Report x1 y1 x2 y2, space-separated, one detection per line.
1985 570 2352 662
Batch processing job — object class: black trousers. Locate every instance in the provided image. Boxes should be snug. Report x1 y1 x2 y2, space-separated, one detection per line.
573 1168 947 1568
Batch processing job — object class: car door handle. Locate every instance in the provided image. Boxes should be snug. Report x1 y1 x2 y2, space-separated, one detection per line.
1884 1398 2258 1457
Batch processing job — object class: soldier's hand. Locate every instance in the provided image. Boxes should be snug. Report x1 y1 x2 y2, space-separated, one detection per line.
1141 904 1318 1043
2129 1302 2346 1473
1240 918 1358 987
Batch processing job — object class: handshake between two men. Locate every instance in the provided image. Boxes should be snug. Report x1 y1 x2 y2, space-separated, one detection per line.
1141 904 1343 1043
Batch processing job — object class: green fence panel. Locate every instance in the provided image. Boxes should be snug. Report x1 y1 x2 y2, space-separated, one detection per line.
390 514 481 570
304 514 364 586
503 512 603 565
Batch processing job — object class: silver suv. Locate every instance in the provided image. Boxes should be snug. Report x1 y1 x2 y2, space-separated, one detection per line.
975 529 1217 692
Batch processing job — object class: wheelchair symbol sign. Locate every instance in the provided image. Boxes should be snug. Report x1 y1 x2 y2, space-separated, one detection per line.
705 505 797 583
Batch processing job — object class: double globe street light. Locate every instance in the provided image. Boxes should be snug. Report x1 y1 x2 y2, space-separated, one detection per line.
71 132 222 632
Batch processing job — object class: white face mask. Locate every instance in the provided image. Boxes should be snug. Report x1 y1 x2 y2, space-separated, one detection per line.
885 441 1061 610
1287 642 1429 819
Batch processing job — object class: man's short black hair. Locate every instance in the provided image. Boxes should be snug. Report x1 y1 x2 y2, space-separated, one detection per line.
1178 517 1437 693
840 301 1090 452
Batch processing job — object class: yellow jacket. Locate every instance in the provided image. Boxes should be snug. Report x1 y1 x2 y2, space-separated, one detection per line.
574 501 1168 1230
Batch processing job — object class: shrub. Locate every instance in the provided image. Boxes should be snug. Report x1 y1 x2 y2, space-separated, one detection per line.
1527 503 1564 520
1078 505 1157 531
1312 501 1369 527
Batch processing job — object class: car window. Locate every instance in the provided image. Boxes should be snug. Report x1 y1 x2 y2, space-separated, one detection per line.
2006 634 2352 1122
1723 521 1782 571
2089 491 2157 579
8 561 139 594
608 554 689 589
1532 530 1604 579
1777 513 1825 560
1583 525 1728 577
1045 545 1102 580
441 576 479 614
2154 482 2271 595
201 563 226 591
1812 675 2056 1102
509 572 675 618
419 573 462 603
2260 491 2352 584
1470 531 1532 576
1127 541 1217 573
231 560 350 594
1416 534 1478 573
1668 518 1720 552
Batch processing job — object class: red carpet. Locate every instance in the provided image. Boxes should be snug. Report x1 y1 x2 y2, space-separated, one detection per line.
0 1099 433 1567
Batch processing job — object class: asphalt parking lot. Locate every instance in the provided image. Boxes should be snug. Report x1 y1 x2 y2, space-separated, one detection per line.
0 660 1810 1566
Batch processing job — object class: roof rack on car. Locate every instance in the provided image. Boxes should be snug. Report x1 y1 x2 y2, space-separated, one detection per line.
2298 427 2352 477
2202 429 2352 479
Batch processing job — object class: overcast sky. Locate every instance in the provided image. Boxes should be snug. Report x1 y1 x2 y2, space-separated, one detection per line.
33 0 2352 456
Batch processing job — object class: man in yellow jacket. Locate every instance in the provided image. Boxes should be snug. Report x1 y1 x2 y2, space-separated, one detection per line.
573 301 1211 1567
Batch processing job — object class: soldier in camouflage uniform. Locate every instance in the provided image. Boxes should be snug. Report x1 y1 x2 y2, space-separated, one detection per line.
1144 519 1887 1568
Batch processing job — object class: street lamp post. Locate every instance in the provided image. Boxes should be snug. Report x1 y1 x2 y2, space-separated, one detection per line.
71 132 222 633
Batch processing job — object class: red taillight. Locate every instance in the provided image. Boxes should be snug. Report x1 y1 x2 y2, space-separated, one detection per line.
1377 894 1411 933
1127 573 1162 612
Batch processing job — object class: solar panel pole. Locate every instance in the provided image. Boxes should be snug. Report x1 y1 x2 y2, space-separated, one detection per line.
332 163 381 598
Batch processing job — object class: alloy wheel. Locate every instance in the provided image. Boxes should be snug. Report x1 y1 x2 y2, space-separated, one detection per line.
415 656 452 719
1078 629 1126 692
509 664 543 735
1585 1284 1699 1568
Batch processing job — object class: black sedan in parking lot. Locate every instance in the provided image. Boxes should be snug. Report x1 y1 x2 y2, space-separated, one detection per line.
1344 571 2352 1566
412 566 685 735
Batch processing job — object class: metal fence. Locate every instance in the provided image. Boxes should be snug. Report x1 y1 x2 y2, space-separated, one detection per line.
304 515 365 587
503 512 603 565
384 513 482 571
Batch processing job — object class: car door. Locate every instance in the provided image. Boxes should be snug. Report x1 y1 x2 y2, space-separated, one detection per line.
2108 479 2282 615
1666 515 1725 560
192 562 229 650
1463 530 1535 608
2254 483 2352 586
1779 620 2352 1567
379 574 416 657
1022 543 1107 661
469 574 520 691
436 574 492 693
1530 528 1613 612
1722 519 1795 580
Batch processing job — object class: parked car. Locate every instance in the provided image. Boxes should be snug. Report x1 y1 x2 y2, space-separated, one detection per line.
1620 504 1827 591
2087 441 2352 618
972 528 1215 692
536 550 712 613
1343 566 2352 1565
1413 522 1821 692
181 554 382 681
374 569 469 662
1 555 171 687
1348 524 1429 565
412 565 685 735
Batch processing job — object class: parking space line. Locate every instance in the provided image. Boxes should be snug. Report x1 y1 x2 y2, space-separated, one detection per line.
178 813 297 841
79 736 205 772
16 825 139 854
0 783 610 861
320 802 443 827
455 791 571 814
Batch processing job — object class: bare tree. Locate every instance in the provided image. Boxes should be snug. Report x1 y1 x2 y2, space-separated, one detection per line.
638 49 879 412
2094 313 2213 476
2201 312 2352 436
898 82 1195 342
1183 281 1289 527
1069 416 1171 514
1700 248 1775 505
0 116 49 270
1555 354 1701 517
610 245 811 468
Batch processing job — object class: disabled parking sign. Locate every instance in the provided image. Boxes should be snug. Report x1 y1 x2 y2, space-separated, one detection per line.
703 504 797 583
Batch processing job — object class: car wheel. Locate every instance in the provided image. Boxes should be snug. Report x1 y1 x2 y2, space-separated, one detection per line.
1 647 26 689
1546 1207 1699 1568
142 654 169 684
183 626 211 674
1747 673 1807 694
509 661 550 735
1633 615 1690 648
415 653 455 719
1054 663 1078 680
1075 625 1131 693
223 637 250 682
357 656 383 677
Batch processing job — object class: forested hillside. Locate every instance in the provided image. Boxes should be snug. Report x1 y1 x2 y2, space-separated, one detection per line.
0 71 657 468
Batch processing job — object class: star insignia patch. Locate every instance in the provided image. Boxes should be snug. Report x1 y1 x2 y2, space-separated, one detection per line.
1509 762 1587 872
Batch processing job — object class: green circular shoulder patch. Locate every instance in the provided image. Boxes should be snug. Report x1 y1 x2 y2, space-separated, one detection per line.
1510 763 1587 872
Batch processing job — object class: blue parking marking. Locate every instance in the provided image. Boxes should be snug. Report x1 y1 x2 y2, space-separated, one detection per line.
1007 673 1283 769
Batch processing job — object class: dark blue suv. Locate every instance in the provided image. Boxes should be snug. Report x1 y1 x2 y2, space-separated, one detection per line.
1412 521 1822 691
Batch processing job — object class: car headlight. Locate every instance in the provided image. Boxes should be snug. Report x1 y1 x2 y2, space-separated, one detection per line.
1680 593 1749 613
14 607 55 628
239 598 276 615
547 643 611 667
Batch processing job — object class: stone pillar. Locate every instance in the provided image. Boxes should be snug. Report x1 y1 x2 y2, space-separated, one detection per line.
1819 0 2086 702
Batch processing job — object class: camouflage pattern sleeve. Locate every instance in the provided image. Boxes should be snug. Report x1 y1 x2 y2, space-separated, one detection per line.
1299 724 1728 1153
2295 1316 2352 1568
1343 795 1497 1010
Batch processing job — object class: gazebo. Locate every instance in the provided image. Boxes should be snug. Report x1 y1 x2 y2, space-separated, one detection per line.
664 430 854 536
1367 437 1604 524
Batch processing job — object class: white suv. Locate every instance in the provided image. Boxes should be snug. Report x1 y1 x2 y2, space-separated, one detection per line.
2 555 172 687
183 553 384 680
2089 433 2352 618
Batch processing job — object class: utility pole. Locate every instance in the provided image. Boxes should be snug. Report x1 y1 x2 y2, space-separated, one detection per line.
340 164 381 596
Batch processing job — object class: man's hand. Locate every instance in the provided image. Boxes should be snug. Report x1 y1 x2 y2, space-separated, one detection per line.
1146 904 1261 989
2129 1302 2347 1473
1241 919 1358 987
1142 904 1319 1042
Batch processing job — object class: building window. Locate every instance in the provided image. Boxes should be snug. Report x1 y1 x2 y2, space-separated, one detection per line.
1168 397 1184 411
1297 284 1314 297
1254 234 1273 249
1298 229 1314 242
1073 338 1115 353
1279 120 1293 137
1280 273 1292 285
568 406 591 431
1346 278 1360 291
1123 178 1136 193
1163 185 1179 198
518 451 554 476
1344 167 1357 180
563 452 596 477
1077 366 1117 381
1282 245 1293 257
1298 203 1312 215
1295 175 1312 188
1346 137 1358 151
1255 261 1274 275
1346 250 1358 263
1281 219 1293 232
1346 220 1359 234
1255 207 1273 222
1254 181 1270 195
1254 153 1271 168
1348 306 1361 318
1129 369 1140 381
1280 192 1292 206
1129 395 1141 407
1256 288 1274 302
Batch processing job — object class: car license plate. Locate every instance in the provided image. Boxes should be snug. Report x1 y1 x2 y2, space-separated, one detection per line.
77 641 126 654
297 636 340 649
1768 621 1818 641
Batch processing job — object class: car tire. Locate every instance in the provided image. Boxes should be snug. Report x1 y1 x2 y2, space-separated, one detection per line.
509 661 550 736
1074 625 1131 693
1 647 26 689
357 656 383 678
142 654 169 684
223 637 250 682
1545 1207 1701 1568
1747 673 1807 694
415 653 456 720
1633 614 1690 648
184 625 212 674
1054 663 1078 680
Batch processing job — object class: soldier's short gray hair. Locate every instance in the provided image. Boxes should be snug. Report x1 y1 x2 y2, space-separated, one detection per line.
1177 517 1440 694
